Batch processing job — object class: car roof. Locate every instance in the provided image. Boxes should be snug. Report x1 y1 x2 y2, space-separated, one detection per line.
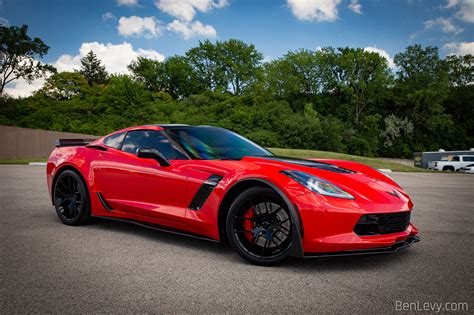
101 124 223 140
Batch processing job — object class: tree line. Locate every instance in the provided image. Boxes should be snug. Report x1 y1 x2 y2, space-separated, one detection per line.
1 24 473 158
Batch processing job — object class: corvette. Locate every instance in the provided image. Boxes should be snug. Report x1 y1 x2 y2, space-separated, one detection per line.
47 124 419 265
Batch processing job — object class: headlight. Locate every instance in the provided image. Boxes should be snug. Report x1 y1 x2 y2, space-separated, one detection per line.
281 170 355 200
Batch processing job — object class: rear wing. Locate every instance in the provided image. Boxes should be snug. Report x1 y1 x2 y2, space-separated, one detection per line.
55 138 97 147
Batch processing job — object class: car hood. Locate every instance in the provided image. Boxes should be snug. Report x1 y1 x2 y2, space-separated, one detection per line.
241 156 410 206
243 156 375 186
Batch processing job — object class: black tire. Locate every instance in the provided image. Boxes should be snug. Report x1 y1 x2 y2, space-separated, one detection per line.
53 170 91 225
443 166 455 172
226 186 293 266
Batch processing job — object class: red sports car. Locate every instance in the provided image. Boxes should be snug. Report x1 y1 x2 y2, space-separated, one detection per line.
47 124 419 265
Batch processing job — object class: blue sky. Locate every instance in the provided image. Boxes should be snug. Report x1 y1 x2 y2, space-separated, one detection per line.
1 0 473 96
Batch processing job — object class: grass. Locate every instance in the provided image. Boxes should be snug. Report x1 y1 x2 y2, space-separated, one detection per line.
0 149 423 172
269 148 424 172
0 158 47 165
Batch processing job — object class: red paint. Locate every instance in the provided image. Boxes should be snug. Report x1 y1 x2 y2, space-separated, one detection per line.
47 125 419 255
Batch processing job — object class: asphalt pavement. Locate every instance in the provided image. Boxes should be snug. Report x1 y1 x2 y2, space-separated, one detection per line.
1 165 473 313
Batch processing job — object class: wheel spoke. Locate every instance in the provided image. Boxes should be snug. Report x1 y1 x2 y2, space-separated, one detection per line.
271 238 283 251
260 239 269 258
278 218 290 225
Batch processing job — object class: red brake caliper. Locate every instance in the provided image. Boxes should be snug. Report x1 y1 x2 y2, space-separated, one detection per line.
243 208 254 241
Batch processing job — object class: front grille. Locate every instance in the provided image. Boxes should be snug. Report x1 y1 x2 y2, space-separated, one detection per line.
354 211 411 236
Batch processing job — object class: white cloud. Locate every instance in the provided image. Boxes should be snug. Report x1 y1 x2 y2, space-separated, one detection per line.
166 20 217 39
444 0 474 23
364 46 395 68
54 42 165 74
102 12 117 22
154 0 229 21
424 17 463 34
443 41 474 55
4 42 165 98
117 0 138 7
348 0 362 14
0 17 8 25
3 78 45 98
117 16 163 38
287 0 342 22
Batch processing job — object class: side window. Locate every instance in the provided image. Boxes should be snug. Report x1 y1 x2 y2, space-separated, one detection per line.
103 132 125 149
452 156 460 162
463 156 474 162
121 130 187 160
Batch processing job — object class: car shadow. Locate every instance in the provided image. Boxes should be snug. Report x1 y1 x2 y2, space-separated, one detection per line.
84 217 418 270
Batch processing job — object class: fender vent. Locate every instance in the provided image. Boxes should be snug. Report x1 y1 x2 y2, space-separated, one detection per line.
188 174 223 210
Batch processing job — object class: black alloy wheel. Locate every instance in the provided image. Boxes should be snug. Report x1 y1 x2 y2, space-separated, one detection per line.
226 186 293 265
53 170 90 225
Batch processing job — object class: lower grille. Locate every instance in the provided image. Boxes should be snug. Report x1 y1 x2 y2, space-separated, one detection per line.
354 211 411 236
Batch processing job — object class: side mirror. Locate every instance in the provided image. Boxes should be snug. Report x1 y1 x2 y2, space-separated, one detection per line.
137 148 171 167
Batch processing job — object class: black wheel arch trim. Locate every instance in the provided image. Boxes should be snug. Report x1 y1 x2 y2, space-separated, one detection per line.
223 177 304 258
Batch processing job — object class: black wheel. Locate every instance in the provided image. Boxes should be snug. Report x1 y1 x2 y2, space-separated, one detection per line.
53 170 91 225
443 166 455 172
226 186 293 266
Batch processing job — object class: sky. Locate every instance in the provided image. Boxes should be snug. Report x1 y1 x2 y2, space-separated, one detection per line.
1 0 473 97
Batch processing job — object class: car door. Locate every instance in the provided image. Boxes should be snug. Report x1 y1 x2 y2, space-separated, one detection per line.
94 129 189 224
461 156 474 168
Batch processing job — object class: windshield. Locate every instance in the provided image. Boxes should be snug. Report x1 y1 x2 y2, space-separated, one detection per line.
166 127 273 160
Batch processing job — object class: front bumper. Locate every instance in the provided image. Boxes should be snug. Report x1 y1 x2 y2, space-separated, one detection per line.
293 191 420 255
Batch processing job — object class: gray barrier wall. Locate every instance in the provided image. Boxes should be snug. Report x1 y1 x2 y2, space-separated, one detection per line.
0 125 99 159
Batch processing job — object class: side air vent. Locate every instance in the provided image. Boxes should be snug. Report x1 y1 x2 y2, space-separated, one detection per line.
97 192 113 211
188 174 223 210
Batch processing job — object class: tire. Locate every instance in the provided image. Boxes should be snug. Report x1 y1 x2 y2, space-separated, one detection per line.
53 169 91 225
442 166 455 172
226 186 293 266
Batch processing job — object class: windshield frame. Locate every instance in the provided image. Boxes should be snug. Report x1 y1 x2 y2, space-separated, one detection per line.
163 126 274 160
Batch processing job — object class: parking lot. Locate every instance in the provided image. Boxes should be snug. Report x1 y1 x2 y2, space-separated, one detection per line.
1 165 473 313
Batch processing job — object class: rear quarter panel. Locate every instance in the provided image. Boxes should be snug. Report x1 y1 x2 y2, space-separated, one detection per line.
47 146 101 201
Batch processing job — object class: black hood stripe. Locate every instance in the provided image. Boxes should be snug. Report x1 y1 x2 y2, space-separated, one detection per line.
259 156 354 173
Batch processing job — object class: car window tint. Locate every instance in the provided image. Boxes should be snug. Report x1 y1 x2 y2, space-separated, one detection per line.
121 130 187 160
452 156 460 161
103 132 125 149
463 156 474 162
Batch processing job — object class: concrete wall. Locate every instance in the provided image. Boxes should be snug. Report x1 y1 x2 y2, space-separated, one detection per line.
0 125 99 159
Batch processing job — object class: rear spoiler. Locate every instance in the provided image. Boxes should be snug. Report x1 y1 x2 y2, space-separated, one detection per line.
55 138 97 147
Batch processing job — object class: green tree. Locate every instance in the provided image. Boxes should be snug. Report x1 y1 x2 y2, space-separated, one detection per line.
40 72 89 100
264 49 322 98
164 55 202 98
394 45 453 151
323 47 392 123
79 50 108 86
186 40 225 92
219 39 263 95
186 39 263 94
128 56 165 91
0 24 55 96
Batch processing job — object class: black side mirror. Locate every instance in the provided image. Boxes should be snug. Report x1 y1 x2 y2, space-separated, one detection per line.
137 148 171 167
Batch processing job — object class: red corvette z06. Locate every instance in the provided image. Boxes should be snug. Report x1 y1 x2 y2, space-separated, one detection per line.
47 124 419 265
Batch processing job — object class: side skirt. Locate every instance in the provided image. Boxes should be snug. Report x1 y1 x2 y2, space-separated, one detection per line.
92 215 220 243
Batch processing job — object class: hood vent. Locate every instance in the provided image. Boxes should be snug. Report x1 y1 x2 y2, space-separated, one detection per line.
260 156 354 173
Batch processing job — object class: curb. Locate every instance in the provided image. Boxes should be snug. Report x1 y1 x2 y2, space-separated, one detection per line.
28 162 47 166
